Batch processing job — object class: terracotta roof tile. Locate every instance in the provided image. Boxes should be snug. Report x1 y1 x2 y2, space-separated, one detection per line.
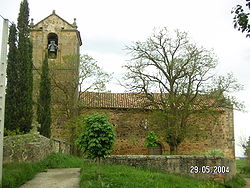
79 92 226 111
80 92 148 109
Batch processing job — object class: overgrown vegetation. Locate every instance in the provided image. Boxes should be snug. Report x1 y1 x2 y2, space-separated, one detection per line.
2 153 84 188
80 162 225 188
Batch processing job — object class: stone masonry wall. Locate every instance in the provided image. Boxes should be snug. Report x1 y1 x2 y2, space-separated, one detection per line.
30 12 81 133
103 155 236 183
78 108 235 158
3 133 71 164
30 13 80 69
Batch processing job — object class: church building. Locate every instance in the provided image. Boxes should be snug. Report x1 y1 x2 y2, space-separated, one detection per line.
29 12 235 159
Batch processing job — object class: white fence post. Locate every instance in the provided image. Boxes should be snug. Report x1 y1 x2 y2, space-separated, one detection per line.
0 18 9 187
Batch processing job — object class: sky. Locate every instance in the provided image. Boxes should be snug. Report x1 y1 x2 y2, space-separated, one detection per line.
0 0 249 157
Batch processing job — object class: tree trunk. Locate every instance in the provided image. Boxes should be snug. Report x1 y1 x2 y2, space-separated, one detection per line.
169 144 178 155
97 157 101 180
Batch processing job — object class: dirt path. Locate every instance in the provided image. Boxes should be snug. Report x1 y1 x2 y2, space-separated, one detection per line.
19 168 80 188
243 178 250 188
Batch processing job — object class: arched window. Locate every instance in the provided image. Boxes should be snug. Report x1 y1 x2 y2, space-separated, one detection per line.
47 33 58 59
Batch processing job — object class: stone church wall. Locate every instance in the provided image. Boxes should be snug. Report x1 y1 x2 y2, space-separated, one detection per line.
76 107 235 158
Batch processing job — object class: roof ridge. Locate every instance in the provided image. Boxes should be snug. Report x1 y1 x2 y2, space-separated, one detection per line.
31 10 76 29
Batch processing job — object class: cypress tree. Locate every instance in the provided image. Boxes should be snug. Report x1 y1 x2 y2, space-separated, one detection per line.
16 0 33 133
37 54 51 138
5 24 18 131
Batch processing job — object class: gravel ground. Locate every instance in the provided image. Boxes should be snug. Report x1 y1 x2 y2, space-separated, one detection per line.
19 168 80 188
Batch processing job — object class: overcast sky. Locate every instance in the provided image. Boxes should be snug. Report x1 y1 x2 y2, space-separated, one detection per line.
0 0 249 157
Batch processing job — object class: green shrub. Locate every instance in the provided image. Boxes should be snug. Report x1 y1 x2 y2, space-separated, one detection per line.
145 131 159 147
76 114 116 160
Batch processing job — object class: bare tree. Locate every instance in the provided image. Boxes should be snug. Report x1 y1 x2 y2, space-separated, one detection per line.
50 54 111 119
124 28 244 154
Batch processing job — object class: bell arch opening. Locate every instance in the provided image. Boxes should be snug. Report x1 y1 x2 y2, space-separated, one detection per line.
47 33 58 59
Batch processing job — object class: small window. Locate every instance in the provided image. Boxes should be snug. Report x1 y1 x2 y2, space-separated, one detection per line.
47 33 58 59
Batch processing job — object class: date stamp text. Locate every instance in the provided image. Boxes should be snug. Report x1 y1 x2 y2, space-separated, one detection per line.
190 166 230 174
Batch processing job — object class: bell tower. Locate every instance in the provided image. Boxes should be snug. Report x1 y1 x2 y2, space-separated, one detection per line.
30 10 82 67
30 10 82 139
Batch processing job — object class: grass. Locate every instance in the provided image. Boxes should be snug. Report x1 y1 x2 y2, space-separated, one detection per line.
224 174 246 188
236 159 250 178
80 162 225 188
2 153 84 188
2 162 44 188
2 154 248 188
41 152 84 168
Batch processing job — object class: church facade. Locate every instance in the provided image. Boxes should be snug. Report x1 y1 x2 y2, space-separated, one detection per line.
30 12 235 158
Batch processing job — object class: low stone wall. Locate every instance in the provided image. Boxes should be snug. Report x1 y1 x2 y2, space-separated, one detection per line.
3 133 71 164
51 138 71 154
103 155 236 183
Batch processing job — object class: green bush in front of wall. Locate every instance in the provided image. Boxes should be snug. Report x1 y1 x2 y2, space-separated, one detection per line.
145 131 159 147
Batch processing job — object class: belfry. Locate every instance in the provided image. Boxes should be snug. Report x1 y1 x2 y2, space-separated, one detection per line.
30 10 82 64
30 10 82 138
